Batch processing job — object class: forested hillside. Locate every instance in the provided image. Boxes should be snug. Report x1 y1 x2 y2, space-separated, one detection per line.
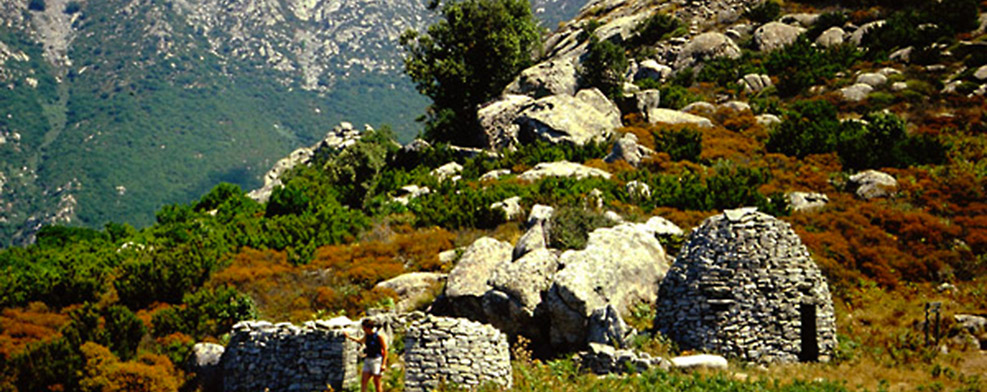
1 0 986 390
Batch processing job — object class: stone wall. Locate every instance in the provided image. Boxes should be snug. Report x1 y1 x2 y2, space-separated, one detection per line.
654 208 837 363
404 315 512 392
221 320 359 392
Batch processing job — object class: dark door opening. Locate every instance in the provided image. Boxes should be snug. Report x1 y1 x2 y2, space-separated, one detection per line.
799 302 819 362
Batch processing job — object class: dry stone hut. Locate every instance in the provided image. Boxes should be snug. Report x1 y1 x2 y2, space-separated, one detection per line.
653 208 837 363
404 315 511 392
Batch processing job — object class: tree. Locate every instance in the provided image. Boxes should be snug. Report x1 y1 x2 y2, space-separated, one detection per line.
401 0 540 145
579 36 628 99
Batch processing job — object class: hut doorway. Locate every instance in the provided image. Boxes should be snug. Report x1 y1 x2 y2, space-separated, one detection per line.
799 302 819 362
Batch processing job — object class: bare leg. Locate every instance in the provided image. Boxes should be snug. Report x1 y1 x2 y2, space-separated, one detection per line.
361 371 370 392
372 374 384 392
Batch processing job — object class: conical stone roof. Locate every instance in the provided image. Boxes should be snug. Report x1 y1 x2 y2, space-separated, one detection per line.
653 207 837 363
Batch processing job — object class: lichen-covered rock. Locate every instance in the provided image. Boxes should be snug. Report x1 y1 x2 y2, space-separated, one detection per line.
815 27 845 47
489 248 561 320
505 59 579 98
848 170 898 199
634 59 673 82
517 89 621 146
514 221 548 260
587 304 634 347
739 73 773 93
477 94 536 150
840 83 874 102
547 222 670 347
404 316 511 392
518 161 613 181
753 22 806 52
674 32 741 70
375 272 448 313
445 237 513 299
787 192 829 212
654 208 838 363
645 108 714 128
605 132 654 166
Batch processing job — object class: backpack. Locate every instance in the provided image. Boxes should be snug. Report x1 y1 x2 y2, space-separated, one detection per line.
365 332 384 358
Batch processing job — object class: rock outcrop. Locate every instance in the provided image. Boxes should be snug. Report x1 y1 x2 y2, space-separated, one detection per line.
674 32 741 70
375 272 448 313
753 22 806 52
645 108 714 128
518 161 613 181
848 170 898 199
517 89 621 145
504 58 579 98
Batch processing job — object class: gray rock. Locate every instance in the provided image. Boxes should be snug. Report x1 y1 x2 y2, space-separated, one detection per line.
974 65 987 81
954 314 987 335
431 162 463 182
491 196 523 221
644 216 684 236
576 343 671 375
392 185 431 205
518 161 613 181
850 20 885 46
547 221 670 347
671 354 729 370
856 72 888 87
787 192 829 212
781 13 819 27
645 108 714 128
719 100 751 113
527 204 555 227
891 82 908 91
815 27 845 48
840 83 874 102
674 32 742 70
446 237 513 298
634 89 662 117
514 221 548 260
595 13 650 44
756 114 782 127
625 180 652 201
517 89 621 146
587 304 634 348
848 170 898 199
375 272 448 312
739 73 773 93
890 47 913 63
634 59 673 82
489 248 561 317
479 169 512 182
681 101 716 115
605 132 654 167
477 94 536 150
754 22 806 52
505 59 579 98
188 343 224 392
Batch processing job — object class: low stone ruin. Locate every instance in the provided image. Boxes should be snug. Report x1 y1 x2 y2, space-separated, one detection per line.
404 315 512 392
221 320 360 392
654 207 837 363
575 343 671 375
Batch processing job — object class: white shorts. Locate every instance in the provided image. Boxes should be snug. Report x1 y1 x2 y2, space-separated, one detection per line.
363 356 383 376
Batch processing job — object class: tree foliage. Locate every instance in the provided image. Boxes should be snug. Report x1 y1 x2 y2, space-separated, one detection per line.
401 0 540 145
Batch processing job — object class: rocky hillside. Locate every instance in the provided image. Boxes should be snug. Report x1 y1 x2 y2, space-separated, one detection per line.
0 0 586 246
1 0 986 390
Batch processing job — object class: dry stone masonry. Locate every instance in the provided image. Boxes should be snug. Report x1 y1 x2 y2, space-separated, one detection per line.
654 208 837 363
221 320 359 392
404 315 511 392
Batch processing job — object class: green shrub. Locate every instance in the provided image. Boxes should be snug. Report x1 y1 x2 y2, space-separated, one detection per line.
766 100 841 158
630 13 685 46
152 286 257 340
653 127 702 162
579 37 628 99
744 0 781 24
806 12 848 40
657 84 701 109
28 0 45 11
64 1 81 14
547 206 614 250
696 52 766 88
765 37 861 96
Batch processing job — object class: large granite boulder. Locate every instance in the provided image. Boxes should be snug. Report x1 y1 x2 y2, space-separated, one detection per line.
518 161 613 181
477 94 536 150
375 272 448 313
505 59 579 98
674 32 741 70
633 60 673 82
517 89 621 146
840 83 874 102
753 22 806 52
815 27 846 47
546 222 671 347
604 132 654 166
485 248 562 331
446 237 513 298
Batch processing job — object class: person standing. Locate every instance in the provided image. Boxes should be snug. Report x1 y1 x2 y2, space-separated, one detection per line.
344 319 388 392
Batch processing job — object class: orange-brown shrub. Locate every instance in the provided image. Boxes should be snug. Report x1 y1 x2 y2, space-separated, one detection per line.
0 303 69 359
80 342 182 392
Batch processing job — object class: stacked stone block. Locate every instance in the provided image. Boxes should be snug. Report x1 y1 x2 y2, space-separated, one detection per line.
654 208 837 363
404 316 511 392
221 320 359 392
